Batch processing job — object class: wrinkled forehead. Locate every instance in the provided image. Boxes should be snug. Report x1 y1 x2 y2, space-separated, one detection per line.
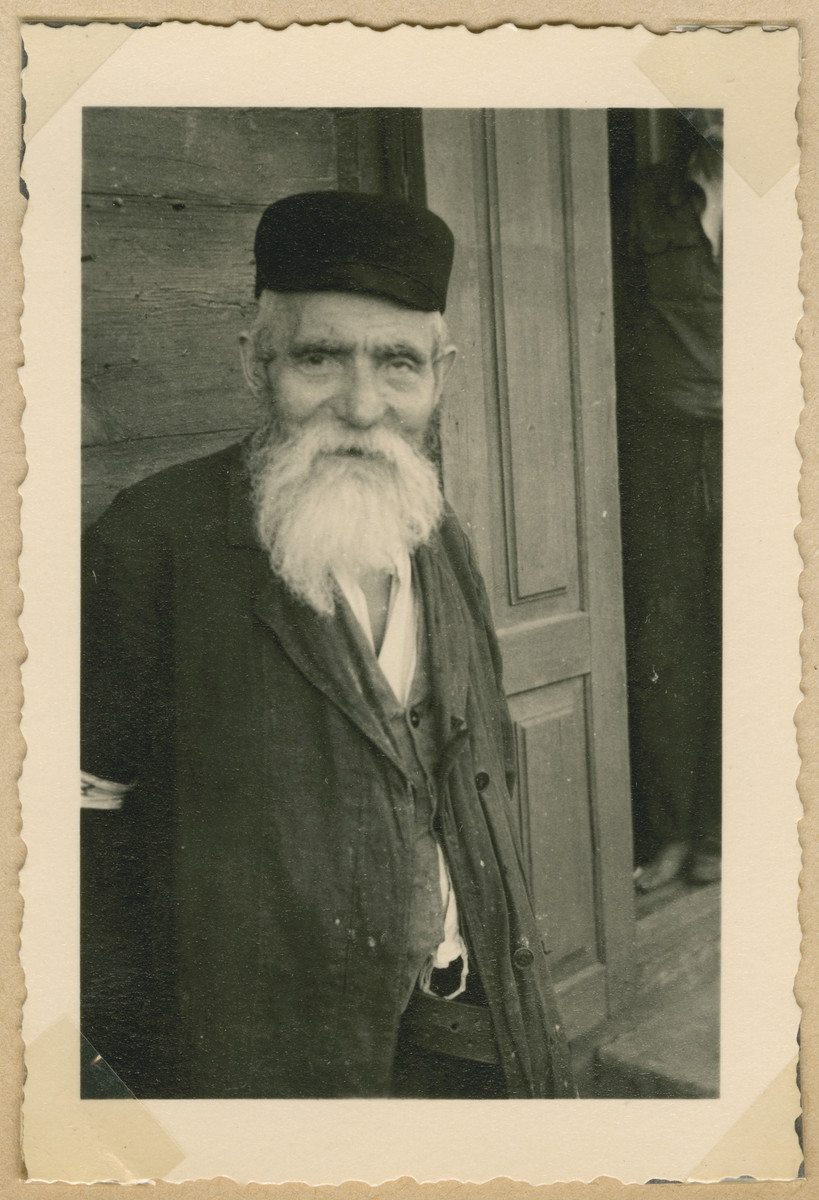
255 290 440 354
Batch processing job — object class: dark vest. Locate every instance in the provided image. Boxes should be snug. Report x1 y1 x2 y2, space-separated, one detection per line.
337 589 448 1008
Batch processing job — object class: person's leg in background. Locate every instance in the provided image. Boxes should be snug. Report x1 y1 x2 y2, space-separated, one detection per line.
619 408 722 891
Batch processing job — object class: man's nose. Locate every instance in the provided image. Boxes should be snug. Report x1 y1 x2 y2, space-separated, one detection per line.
335 358 386 428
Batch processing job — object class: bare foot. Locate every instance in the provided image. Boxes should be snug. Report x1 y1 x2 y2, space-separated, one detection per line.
633 841 689 892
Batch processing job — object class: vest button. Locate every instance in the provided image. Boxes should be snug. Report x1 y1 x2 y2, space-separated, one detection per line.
513 946 535 970
474 771 490 792
409 708 421 728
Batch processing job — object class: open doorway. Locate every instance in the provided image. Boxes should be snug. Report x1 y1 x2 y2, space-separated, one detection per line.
589 107 722 1098
608 107 723 902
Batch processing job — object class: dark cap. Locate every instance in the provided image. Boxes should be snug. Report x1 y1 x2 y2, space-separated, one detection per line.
254 191 455 312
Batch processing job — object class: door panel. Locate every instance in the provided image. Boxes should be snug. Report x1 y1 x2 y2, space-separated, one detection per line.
509 678 596 964
424 108 635 1039
499 612 590 694
490 110 578 605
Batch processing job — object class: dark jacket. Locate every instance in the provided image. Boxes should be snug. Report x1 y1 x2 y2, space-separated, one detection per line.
81 442 573 1099
612 164 722 423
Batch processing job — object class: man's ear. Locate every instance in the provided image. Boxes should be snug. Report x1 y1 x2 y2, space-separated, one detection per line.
433 346 457 399
239 332 268 398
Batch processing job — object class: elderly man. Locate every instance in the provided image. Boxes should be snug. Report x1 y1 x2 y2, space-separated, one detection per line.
81 191 573 1100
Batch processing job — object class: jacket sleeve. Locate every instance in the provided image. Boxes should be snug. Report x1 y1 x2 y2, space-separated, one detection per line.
82 487 172 784
81 486 178 1095
443 511 518 800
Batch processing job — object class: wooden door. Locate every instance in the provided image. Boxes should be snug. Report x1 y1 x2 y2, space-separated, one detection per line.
424 109 635 1038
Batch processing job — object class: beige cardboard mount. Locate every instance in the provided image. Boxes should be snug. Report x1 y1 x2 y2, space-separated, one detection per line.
14 17 804 1188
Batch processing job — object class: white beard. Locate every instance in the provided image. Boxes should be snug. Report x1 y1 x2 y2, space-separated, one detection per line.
248 418 444 615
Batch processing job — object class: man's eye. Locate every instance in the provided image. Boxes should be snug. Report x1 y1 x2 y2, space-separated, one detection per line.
386 358 417 373
296 352 337 371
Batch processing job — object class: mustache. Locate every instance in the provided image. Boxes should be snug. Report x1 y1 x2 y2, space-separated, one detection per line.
267 421 418 467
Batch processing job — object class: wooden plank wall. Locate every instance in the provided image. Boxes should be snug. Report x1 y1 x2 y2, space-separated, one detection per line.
81 107 389 527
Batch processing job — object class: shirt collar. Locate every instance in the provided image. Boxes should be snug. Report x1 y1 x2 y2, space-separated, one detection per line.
334 549 416 707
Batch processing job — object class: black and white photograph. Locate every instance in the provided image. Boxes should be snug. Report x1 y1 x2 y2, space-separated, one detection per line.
78 104 721 1103
17 21 801 1185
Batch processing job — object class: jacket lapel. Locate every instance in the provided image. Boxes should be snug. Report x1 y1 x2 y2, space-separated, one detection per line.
226 457 403 770
254 571 405 769
413 537 472 775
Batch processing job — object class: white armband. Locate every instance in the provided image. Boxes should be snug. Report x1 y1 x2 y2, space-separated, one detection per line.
81 771 132 811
